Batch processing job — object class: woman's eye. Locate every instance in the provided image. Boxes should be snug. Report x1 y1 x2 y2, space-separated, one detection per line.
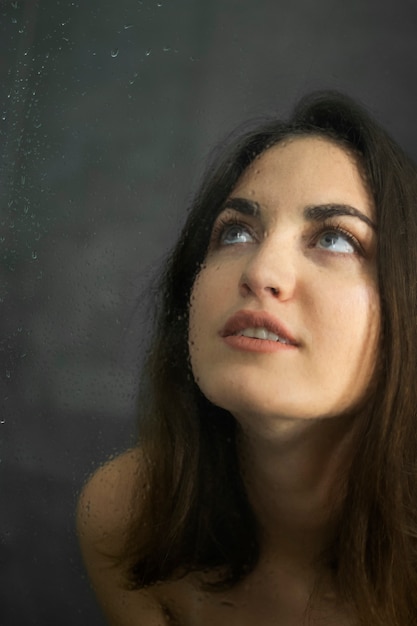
219 223 255 245
316 230 356 254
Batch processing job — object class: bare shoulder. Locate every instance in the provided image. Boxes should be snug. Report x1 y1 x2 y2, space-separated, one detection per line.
76 448 170 625
77 447 144 552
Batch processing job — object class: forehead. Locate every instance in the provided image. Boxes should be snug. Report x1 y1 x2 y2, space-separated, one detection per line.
245 135 362 173
233 136 374 219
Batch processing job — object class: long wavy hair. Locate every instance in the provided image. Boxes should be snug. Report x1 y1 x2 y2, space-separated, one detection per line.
123 91 417 625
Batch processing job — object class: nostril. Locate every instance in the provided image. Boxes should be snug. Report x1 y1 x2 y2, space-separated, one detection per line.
239 282 251 296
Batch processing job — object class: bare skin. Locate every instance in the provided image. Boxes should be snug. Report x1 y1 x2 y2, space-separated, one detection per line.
77 138 379 625
77 444 355 625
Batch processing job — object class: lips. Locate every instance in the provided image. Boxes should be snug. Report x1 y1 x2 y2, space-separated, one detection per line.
220 310 299 346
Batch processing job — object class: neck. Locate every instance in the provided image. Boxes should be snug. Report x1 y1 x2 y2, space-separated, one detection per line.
237 412 358 568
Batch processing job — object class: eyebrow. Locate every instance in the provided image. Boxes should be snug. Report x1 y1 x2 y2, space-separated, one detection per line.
222 197 377 231
304 204 377 231
221 197 261 216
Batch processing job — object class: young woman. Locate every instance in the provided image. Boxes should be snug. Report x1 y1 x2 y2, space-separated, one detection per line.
77 91 417 625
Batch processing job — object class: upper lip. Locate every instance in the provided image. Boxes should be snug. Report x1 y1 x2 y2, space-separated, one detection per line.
220 310 299 345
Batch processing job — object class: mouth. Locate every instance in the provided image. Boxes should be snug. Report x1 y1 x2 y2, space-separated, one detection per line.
236 327 292 344
220 310 299 347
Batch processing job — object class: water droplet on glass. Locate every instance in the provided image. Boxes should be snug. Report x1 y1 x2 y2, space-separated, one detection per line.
124 24 133 29
32 250 37 260
6 370 11 379
111 48 119 58
0 419 5 425
12 1 18 8
163 46 171 52
11 17 17 24
145 48 151 56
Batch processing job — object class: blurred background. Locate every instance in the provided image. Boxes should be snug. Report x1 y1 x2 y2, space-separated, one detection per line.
2 0 417 623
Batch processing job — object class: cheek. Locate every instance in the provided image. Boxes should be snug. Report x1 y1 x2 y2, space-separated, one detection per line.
188 267 228 379
346 286 380 336
188 276 203 336
188 273 210 364
316 284 380 360
189 264 228 325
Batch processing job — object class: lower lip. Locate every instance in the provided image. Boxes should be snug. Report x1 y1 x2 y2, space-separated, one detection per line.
222 335 297 353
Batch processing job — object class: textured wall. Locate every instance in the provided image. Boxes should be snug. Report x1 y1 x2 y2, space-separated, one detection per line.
2 0 417 624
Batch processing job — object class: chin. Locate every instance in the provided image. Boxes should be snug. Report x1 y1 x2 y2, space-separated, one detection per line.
200 383 314 422
194 366 374 424
199 387 365 430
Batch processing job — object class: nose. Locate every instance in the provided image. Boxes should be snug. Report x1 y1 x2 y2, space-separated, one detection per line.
238 235 297 301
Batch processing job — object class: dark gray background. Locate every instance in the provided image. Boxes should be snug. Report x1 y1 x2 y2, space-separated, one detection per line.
2 1 417 624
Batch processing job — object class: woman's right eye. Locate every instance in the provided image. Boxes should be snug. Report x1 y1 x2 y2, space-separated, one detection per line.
216 221 255 246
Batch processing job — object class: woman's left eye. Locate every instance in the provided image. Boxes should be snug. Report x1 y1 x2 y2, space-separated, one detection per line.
316 230 357 254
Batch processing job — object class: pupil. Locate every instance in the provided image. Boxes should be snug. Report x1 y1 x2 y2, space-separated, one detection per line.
324 233 337 246
227 226 243 241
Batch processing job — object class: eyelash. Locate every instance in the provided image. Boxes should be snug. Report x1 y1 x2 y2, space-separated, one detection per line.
210 216 363 255
313 219 363 254
210 216 256 245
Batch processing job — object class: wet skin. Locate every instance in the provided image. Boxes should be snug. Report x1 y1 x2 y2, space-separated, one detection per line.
189 136 380 438
77 136 376 626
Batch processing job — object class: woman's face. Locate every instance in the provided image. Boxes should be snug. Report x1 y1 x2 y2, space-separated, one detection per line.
188 136 380 431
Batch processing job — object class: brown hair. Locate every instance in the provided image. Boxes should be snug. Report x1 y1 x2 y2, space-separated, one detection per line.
123 91 417 624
